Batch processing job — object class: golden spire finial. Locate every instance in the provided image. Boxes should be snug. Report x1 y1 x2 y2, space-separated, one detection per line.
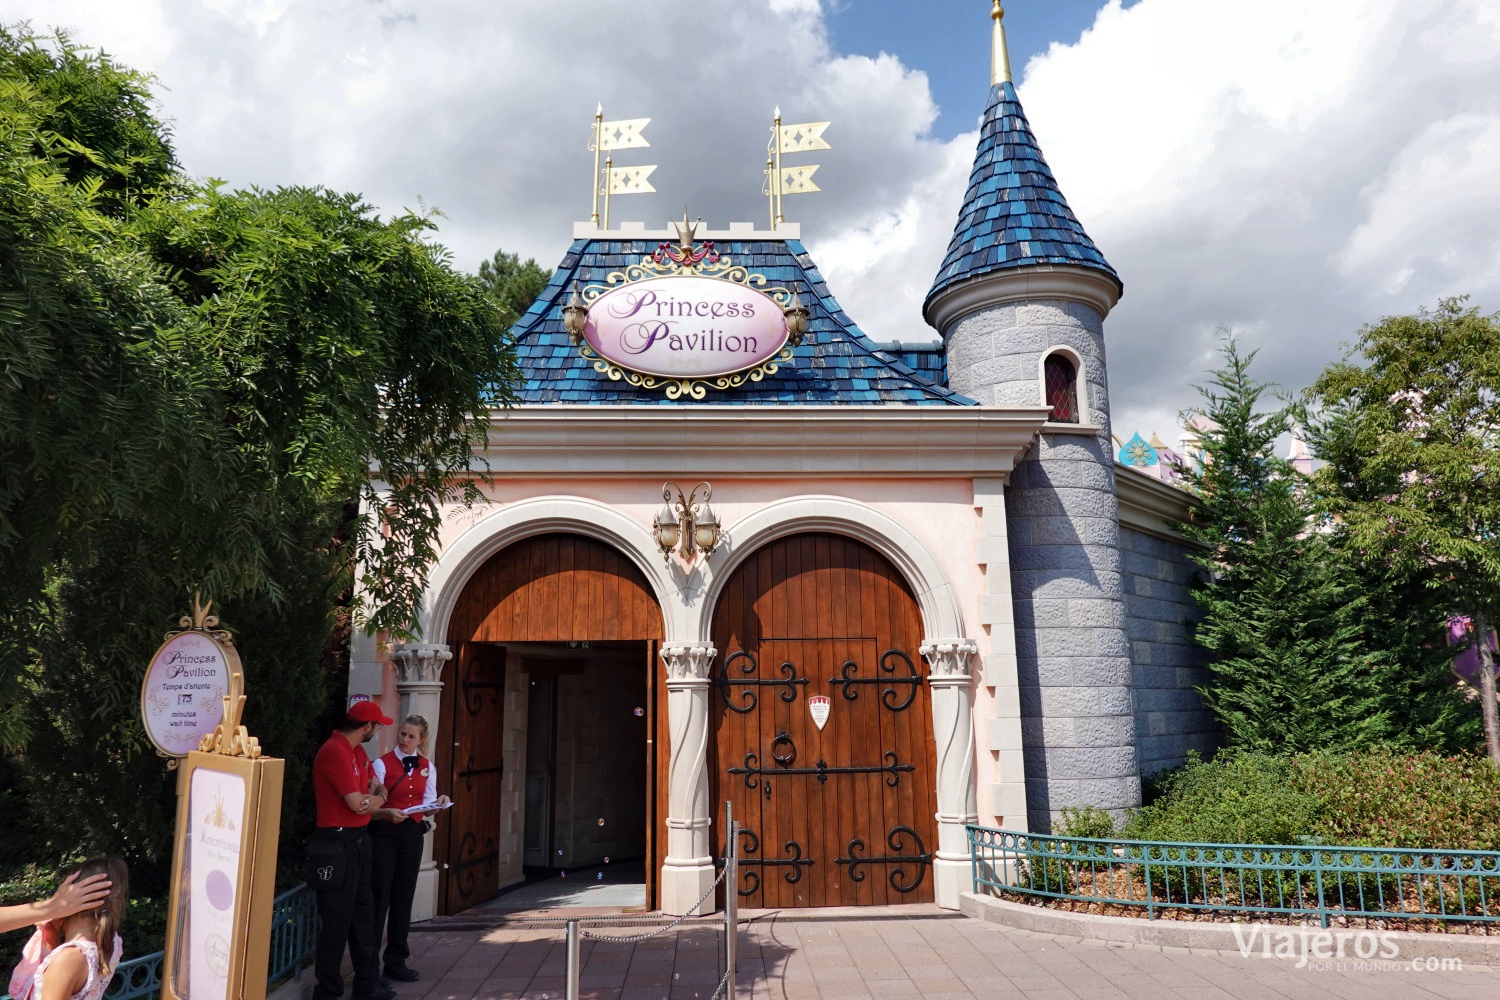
992 0 1012 85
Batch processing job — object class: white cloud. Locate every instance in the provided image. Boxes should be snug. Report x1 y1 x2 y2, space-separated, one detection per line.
23 0 936 271
11 0 1500 440
1339 114 1500 296
1004 0 1500 437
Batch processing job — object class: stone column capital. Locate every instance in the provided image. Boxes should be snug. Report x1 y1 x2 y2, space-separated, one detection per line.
391 642 452 687
920 638 978 683
661 642 717 686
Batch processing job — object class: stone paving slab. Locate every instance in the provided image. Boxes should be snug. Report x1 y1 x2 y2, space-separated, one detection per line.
280 913 1500 1000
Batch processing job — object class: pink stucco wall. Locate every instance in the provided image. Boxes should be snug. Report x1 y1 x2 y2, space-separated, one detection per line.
427 474 1006 826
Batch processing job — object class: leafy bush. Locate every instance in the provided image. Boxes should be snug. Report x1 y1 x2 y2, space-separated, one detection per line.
1117 750 1500 852
1056 806 1116 839
1123 752 1321 845
1296 749 1500 851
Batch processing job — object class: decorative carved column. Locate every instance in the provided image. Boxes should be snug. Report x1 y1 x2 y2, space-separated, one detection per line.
921 638 979 910
390 642 452 923
660 641 717 916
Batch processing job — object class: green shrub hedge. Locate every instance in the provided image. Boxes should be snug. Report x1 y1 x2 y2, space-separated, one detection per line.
1119 750 1500 851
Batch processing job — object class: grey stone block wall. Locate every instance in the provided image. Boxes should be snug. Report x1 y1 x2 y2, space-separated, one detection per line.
945 297 1141 832
1120 525 1219 776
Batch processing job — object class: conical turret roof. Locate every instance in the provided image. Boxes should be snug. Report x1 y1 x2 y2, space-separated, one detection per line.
925 80 1120 319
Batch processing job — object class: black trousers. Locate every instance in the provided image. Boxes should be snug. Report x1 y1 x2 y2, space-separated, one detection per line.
370 819 424 971
310 827 381 1000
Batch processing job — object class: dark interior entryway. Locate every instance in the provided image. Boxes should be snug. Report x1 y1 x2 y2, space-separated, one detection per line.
518 644 649 871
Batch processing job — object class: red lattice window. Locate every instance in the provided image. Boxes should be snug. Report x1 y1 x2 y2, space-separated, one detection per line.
1044 354 1079 423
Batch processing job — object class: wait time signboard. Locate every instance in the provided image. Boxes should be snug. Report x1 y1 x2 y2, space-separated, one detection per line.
142 597 283 1000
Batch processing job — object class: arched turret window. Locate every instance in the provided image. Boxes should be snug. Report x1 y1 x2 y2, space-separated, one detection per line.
1044 353 1079 423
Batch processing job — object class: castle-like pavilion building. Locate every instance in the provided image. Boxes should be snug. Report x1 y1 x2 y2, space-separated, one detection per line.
351 4 1213 919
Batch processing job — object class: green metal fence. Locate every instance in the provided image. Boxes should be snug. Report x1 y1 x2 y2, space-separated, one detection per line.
266 883 318 984
969 825 1500 927
2 884 316 1000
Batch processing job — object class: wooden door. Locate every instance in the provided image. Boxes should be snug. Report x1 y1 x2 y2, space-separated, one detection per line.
711 534 937 907
438 642 506 913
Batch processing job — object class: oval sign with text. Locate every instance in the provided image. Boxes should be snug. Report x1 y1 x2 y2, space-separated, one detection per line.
585 275 789 379
140 631 232 757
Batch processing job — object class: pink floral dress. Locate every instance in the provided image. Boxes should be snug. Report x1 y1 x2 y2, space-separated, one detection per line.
28 937 122 1000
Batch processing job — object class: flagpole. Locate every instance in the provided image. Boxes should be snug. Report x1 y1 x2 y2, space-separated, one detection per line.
603 154 613 231
766 153 775 231
773 106 784 228
590 104 603 227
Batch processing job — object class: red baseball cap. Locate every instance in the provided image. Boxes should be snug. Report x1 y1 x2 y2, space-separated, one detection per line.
347 701 393 725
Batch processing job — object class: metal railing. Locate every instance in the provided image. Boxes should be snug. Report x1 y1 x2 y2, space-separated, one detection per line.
2 884 317 1000
563 802 740 1000
267 883 319 984
970 825 1500 927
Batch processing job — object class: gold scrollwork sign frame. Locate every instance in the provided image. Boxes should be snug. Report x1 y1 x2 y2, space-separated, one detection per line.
577 247 797 401
142 593 262 768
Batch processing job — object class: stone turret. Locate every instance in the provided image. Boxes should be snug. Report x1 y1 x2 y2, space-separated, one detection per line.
925 2 1139 830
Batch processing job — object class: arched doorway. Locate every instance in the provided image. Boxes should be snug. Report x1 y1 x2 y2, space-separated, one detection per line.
710 532 938 907
437 532 665 913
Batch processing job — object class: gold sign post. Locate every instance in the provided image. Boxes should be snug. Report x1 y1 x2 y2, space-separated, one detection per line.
150 597 284 1000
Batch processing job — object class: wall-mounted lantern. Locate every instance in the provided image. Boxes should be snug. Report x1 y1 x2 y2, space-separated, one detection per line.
783 288 809 347
562 283 589 345
653 481 720 564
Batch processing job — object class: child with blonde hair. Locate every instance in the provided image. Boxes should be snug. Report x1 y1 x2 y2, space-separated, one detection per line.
14 858 128 1000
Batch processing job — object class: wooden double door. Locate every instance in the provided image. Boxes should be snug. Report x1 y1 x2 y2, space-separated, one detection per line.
711 533 938 907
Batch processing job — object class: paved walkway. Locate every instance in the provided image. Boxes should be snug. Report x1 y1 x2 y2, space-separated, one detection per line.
387 911 1500 1000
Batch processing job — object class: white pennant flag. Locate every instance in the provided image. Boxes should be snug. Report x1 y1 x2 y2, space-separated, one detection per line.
607 164 657 194
778 121 831 154
779 164 821 194
597 117 651 150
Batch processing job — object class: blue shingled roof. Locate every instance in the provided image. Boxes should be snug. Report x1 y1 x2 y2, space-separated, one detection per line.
925 81 1120 315
510 238 975 405
873 341 949 387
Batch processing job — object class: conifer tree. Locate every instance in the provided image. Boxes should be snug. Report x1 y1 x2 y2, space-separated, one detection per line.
1180 339 1390 751
1305 402 1475 752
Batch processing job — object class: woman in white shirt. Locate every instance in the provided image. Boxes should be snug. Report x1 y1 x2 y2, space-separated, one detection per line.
369 716 448 982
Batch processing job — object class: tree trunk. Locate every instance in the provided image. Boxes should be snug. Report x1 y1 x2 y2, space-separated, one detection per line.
1476 610 1500 767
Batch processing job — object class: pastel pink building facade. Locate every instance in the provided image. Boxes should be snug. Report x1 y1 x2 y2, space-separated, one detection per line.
342 12 1218 921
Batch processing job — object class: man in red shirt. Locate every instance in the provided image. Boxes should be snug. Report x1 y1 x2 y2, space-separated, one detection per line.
307 701 395 1000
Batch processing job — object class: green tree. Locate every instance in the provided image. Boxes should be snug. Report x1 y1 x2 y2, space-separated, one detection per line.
1304 401 1476 752
1180 338 1391 751
477 248 550 329
0 25 523 905
0 32 198 747
0 25 177 213
1309 298 1500 762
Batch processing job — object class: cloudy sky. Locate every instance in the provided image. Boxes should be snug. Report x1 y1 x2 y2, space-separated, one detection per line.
13 0 1500 441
